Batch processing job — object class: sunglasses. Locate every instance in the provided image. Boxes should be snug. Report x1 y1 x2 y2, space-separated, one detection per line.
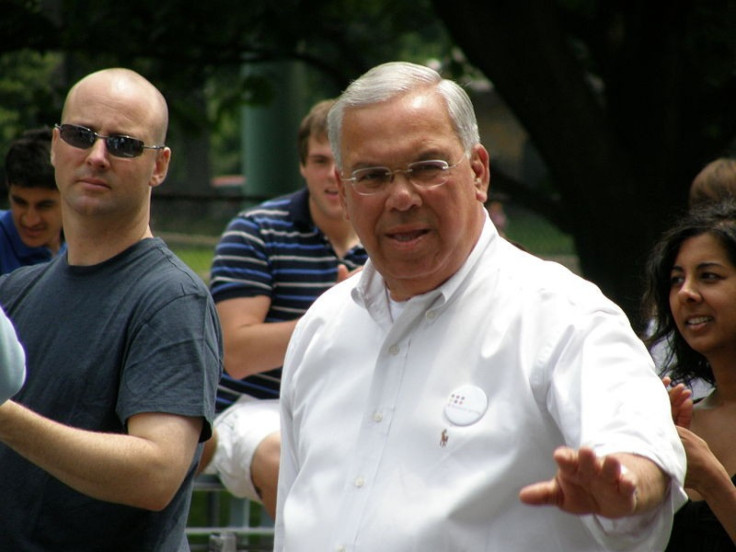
55 123 166 158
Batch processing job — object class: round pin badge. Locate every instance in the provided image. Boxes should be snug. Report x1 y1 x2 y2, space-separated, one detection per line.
444 384 488 426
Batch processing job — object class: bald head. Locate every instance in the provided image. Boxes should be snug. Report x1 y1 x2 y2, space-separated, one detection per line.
62 68 169 143
51 67 173 242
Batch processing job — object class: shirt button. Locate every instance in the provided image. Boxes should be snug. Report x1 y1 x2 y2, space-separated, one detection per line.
336 546 346 552
389 344 400 355
373 412 383 423
354 476 365 488
426 310 437 320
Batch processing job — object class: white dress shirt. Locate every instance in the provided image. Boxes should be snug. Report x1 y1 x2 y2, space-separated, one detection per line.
276 216 686 552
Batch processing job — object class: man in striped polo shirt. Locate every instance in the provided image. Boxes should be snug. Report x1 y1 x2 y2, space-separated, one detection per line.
201 99 367 517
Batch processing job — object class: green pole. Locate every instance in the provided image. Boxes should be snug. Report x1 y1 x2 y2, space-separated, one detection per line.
241 61 307 208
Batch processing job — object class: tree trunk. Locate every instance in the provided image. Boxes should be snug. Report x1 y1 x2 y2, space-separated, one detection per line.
431 0 720 327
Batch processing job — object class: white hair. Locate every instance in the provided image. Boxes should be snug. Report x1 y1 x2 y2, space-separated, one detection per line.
327 61 480 169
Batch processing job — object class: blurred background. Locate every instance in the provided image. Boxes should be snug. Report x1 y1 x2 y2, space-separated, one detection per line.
2 0 736 328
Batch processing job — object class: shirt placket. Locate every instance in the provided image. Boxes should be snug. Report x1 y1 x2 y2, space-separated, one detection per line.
330 305 424 551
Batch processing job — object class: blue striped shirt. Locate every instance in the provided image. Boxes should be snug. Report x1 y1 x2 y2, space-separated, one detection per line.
210 188 367 409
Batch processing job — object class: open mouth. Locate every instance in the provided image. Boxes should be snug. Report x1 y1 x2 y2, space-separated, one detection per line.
685 315 713 327
389 229 428 242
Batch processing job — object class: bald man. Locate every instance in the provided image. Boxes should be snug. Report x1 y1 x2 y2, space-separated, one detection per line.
0 68 222 551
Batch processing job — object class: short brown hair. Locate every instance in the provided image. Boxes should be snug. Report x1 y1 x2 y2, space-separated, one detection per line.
297 99 335 166
689 157 736 209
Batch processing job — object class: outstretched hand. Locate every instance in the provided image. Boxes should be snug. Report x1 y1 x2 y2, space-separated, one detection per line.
519 446 638 519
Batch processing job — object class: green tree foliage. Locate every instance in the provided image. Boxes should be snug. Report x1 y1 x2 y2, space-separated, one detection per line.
13 0 452 91
0 0 454 188
0 49 62 148
3 0 736 322
432 1 736 323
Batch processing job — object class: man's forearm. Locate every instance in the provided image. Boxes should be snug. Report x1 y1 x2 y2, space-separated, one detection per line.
0 401 200 510
224 319 299 379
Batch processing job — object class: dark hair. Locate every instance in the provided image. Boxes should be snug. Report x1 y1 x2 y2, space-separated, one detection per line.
642 199 736 386
5 127 55 190
297 99 335 166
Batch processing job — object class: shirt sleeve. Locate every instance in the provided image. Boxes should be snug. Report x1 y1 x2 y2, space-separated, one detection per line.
541 304 687 550
209 215 274 303
117 291 223 442
0 306 25 403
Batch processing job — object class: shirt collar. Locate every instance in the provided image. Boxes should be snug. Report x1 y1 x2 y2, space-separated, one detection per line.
289 188 314 230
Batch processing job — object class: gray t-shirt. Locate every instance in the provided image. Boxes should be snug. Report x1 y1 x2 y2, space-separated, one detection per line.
0 238 222 551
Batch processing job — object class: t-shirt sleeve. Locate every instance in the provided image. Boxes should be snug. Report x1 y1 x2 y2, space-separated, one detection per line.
116 291 223 442
0 305 25 403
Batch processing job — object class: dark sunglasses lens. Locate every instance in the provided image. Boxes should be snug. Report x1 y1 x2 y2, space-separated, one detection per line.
58 125 145 158
106 136 143 158
61 125 96 148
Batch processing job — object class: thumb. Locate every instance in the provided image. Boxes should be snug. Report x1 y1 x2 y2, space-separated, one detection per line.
336 264 350 283
519 479 561 506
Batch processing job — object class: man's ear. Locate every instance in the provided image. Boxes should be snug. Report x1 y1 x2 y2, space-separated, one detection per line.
471 144 491 203
149 147 172 189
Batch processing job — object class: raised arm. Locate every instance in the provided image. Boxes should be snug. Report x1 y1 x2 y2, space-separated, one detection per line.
677 426 736 543
519 446 669 518
0 402 202 510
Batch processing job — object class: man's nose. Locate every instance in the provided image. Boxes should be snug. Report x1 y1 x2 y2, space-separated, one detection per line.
384 171 421 211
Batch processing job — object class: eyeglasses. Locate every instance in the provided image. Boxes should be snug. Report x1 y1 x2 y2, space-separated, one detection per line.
342 157 466 196
55 123 166 159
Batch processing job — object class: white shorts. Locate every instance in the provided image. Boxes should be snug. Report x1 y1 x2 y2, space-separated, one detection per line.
204 395 280 502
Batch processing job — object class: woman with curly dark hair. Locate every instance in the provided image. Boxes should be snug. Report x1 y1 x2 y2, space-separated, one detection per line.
643 199 736 551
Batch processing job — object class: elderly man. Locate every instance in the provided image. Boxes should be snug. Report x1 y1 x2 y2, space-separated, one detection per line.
0 68 222 551
275 61 686 551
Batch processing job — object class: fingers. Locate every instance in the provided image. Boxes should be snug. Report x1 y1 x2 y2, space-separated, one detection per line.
554 447 634 492
519 479 560 506
670 385 694 427
664 377 693 406
663 378 694 427
522 447 641 517
670 383 692 404
600 454 622 483
553 446 596 476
